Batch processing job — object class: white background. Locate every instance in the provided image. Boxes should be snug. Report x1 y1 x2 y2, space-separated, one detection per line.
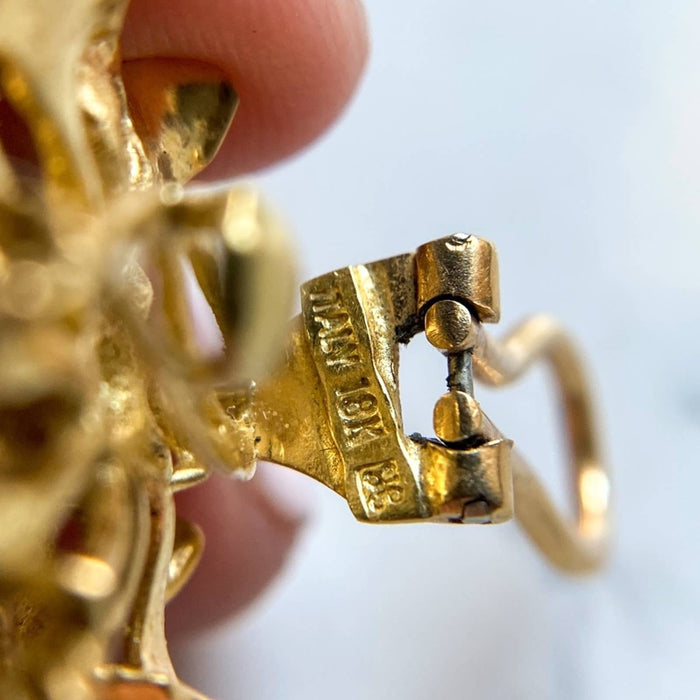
176 1 700 698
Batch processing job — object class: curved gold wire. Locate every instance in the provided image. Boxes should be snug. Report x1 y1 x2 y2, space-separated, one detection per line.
473 315 610 573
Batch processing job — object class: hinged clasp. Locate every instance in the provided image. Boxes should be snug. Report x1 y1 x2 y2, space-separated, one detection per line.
222 234 514 524
218 233 610 573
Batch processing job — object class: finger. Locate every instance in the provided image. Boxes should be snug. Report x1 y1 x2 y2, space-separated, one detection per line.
166 465 312 636
122 0 369 179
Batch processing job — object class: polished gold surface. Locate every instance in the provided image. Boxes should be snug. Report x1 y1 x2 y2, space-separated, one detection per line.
0 1 610 698
424 299 477 353
433 390 483 443
237 234 608 542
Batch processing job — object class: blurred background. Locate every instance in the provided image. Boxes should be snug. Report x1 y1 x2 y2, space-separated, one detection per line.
176 1 700 697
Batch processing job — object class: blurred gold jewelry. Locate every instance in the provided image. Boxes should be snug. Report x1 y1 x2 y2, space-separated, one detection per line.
0 1 609 698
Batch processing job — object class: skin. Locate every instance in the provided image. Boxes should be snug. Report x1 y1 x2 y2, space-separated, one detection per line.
122 0 369 178
122 0 369 639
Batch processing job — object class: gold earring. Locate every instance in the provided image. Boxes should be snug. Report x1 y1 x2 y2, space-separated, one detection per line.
0 1 609 698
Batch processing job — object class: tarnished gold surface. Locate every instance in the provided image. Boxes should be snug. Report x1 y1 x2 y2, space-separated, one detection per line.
0 1 610 698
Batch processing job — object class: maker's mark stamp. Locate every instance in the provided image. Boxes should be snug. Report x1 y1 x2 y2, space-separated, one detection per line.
356 461 405 517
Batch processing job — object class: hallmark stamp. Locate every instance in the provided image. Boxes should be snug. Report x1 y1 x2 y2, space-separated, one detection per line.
356 461 405 516
335 377 385 443
307 284 387 448
309 288 360 369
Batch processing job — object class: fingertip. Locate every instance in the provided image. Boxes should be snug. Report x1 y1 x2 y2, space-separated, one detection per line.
122 0 369 179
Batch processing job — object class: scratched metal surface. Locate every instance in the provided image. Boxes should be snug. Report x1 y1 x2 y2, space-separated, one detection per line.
175 1 700 698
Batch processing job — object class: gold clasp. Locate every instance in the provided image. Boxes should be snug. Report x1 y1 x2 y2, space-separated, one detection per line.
220 233 610 573
222 234 512 524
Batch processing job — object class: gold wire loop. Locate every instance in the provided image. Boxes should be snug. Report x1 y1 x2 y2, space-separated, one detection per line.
473 317 610 572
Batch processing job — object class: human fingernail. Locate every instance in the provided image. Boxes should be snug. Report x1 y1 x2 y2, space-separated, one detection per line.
122 57 237 182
